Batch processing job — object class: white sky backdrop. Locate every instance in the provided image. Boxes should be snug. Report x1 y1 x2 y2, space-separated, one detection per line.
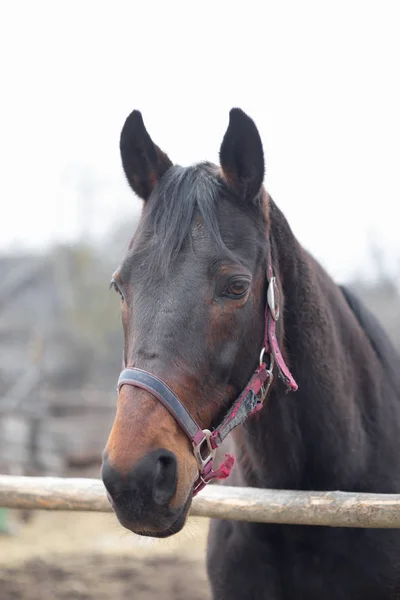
0 1 399 282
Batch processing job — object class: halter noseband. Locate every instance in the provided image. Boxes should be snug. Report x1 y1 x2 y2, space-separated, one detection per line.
117 265 298 496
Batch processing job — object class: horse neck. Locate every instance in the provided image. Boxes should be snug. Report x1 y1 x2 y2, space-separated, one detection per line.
237 199 370 491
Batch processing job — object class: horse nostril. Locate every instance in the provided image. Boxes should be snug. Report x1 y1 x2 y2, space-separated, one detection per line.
102 449 178 511
153 450 178 506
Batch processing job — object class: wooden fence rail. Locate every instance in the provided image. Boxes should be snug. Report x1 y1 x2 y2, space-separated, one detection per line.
1 475 400 528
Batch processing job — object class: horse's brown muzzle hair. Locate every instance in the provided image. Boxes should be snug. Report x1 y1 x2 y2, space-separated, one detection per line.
101 385 198 535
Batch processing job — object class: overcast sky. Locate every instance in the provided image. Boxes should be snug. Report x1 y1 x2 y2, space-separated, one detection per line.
0 1 399 282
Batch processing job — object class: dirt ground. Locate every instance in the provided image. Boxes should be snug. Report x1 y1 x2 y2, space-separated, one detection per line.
0 509 211 599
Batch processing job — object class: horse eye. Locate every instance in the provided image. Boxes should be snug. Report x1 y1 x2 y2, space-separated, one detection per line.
224 279 250 299
110 279 124 300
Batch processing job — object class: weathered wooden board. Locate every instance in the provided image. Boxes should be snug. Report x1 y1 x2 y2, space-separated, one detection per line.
1 476 400 528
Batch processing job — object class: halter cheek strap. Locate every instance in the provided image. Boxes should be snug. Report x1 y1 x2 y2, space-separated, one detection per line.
265 269 298 390
117 267 298 496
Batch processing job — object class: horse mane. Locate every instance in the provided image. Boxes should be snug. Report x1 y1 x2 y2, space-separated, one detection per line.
339 284 400 392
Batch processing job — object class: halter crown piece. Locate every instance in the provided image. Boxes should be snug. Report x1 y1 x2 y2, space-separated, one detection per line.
117 263 298 496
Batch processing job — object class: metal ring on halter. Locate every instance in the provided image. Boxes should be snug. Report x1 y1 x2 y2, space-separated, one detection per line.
259 346 267 366
258 350 275 402
259 347 274 372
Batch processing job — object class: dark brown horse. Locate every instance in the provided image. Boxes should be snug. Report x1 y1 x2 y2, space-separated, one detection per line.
101 108 400 599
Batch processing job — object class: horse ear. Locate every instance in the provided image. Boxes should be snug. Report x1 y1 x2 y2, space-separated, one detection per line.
219 108 265 201
120 110 173 201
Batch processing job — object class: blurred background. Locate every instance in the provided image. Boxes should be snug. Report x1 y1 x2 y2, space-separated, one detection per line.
0 1 399 598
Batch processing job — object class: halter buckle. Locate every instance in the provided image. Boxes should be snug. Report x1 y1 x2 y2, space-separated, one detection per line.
267 277 280 321
192 429 216 471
